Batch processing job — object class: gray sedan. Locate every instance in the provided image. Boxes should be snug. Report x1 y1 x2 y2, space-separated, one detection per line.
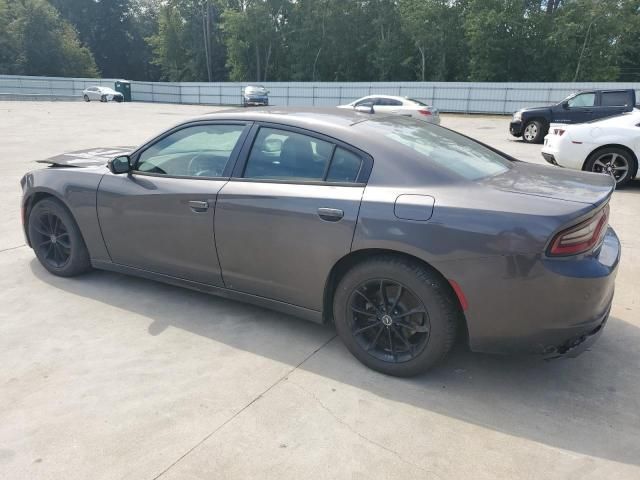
20 108 620 376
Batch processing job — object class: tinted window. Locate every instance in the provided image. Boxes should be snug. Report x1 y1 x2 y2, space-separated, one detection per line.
244 128 332 180
379 98 402 106
407 98 428 106
136 124 244 177
368 117 510 180
601 91 630 107
355 98 375 107
326 148 362 182
568 93 595 108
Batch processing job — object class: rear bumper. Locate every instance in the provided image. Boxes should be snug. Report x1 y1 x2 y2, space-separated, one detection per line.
509 121 523 137
542 151 559 166
456 227 620 356
244 96 269 106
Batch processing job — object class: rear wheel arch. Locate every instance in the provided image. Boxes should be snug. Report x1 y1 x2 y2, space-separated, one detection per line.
322 248 468 339
583 144 638 178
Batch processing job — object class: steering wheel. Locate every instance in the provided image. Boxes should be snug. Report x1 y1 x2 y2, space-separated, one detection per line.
187 154 217 177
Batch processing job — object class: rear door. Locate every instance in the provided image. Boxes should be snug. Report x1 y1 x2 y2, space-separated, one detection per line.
598 90 636 119
214 124 370 311
97 121 251 286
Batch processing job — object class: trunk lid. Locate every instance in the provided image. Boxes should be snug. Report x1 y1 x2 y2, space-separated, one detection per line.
482 162 615 207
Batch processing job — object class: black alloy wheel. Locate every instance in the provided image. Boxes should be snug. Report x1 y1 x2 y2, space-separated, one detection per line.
349 279 430 363
31 211 72 269
28 198 92 277
333 256 459 377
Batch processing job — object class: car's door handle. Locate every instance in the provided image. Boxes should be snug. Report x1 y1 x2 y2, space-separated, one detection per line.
188 200 209 212
317 207 344 222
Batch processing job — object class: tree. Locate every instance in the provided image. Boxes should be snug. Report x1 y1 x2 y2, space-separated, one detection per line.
1 0 98 77
399 0 469 81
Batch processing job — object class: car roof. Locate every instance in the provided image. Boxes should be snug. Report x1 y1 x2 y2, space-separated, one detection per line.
193 107 375 133
359 95 407 101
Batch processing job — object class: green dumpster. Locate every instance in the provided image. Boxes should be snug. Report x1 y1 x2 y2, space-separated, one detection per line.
114 80 131 102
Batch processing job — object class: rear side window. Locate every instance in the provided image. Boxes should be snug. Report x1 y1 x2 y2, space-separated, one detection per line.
244 128 332 180
326 148 362 182
368 117 510 181
601 91 631 107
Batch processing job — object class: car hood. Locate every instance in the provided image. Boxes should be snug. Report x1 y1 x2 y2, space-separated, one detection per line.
36 147 135 168
518 106 552 115
481 162 615 206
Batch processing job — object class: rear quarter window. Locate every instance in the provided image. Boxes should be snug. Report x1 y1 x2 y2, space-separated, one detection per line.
367 118 511 181
601 91 631 107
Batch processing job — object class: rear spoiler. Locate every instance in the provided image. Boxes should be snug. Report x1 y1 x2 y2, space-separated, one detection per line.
36 147 134 168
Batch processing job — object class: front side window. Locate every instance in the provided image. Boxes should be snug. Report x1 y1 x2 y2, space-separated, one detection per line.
244 128 333 180
136 124 245 177
567 93 596 108
355 97 375 107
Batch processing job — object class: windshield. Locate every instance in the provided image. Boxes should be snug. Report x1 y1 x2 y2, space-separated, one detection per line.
366 117 511 180
245 86 266 94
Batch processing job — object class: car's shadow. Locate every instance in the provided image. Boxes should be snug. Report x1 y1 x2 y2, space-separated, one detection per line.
30 259 640 466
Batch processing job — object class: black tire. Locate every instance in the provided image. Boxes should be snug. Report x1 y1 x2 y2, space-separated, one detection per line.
333 256 459 377
28 197 92 277
83 94 90 102
585 147 637 188
522 120 546 144
100 95 107 102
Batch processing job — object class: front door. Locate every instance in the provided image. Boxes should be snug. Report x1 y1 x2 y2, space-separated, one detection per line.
562 91 597 123
97 122 250 286
214 125 369 311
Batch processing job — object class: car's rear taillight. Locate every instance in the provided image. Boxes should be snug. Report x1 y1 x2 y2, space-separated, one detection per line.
418 109 432 116
548 204 609 256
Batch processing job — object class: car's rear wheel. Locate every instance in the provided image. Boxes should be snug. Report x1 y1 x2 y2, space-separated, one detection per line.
333 256 459 377
28 198 92 277
585 147 637 188
522 120 545 143
83 94 90 102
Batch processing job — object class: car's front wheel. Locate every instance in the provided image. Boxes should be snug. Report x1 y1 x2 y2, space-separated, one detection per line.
522 120 545 143
28 198 92 277
83 94 90 102
585 147 637 188
333 256 459 377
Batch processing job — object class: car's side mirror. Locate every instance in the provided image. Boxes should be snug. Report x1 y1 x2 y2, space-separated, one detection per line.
354 104 375 114
108 155 131 174
562 101 569 110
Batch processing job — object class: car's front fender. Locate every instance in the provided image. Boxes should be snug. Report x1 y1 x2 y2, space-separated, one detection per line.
21 166 111 262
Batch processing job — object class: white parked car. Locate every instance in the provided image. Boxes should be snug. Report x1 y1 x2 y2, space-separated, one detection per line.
83 86 124 103
338 95 440 124
542 110 640 187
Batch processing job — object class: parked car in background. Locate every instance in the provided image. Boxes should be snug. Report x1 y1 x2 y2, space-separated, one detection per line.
243 85 269 106
83 86 124 103
21 108 619 377
338 95 440 124
542 110 640 188
510 89 636 144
